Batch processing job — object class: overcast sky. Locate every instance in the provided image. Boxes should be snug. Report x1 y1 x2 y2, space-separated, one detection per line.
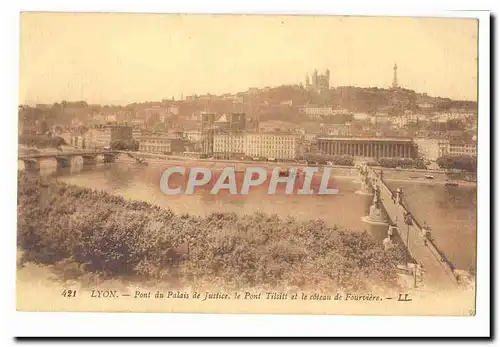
19 13 478 105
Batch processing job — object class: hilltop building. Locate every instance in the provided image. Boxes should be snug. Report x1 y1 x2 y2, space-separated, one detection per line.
305 69 330 93
391 63 399 89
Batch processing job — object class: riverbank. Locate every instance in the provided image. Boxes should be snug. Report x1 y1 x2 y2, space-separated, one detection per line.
18 146 477 187
116 153 477 187
17 171 407 292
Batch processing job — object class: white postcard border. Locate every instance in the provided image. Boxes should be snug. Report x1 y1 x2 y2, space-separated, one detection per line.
1 1 492 339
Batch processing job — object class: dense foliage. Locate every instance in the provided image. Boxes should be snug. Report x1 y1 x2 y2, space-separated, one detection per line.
436 155 477 173
19 135 67 148
17 173 405 290
304 154 355 166
110 139 139 151
378 157 426 169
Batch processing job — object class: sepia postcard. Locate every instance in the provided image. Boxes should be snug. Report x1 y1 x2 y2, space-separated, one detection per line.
15 11 487 323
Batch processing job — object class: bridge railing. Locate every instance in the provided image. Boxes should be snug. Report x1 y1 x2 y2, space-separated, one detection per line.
370 168 459 282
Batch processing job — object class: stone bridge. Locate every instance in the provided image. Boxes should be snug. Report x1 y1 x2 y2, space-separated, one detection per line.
18 150 147 170
357 165 459 290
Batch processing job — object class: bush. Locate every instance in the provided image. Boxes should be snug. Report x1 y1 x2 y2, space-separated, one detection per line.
17 172 405 290
19 135 67 148
379 158 419 169
329 155 355 166
304 154 354 166
436 155 477 173
110 139 139 151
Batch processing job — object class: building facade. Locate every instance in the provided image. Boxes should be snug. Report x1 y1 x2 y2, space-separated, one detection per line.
317 136 415 159
211 133 299 160
213 133 245 157
201 113 216 155
81 129 112 149
414 138 442 161
184 130 202 142
439 139 477 157
299 106 350 120
137 135 185 154
244 133 299 160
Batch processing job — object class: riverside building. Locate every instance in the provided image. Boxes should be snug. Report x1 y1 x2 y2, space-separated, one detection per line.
137 135 185 154
212 132 300 160
244 133 299 160
317 136 415 159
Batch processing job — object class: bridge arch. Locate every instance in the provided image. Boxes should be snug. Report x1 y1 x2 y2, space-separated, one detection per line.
54 156 71 169
23 159 40 171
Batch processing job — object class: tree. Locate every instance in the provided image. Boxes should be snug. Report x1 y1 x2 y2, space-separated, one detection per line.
110 139 139 151
436 155 477 173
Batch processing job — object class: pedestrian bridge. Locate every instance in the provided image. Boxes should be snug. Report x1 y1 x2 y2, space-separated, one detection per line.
358 166 460 290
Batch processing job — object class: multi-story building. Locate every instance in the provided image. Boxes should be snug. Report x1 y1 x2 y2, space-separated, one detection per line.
200 112 246 155
439 139 477 157
414 138 442 161
303 133 318 142
321 124 352 137
317 136 415 159
213 133 245 157
299 106 349 120
211 132 300 160
184 130 202 143
130 118 146 127
418 102 435 110
82 129 112 149
68 127 113 150
136 135 185 154
300 133 319 158
244 133 299 160
201 113 216 155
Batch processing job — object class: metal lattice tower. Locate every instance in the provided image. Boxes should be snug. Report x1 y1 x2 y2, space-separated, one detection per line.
392 63 399 89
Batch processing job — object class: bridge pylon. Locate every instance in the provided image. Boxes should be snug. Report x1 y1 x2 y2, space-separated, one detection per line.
102 153 117 163
23 159 40 172
361 185 388 227
55 157 71 169
81 155 97 166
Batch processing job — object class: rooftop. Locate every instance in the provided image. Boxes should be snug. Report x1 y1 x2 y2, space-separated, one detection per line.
317 136 413 142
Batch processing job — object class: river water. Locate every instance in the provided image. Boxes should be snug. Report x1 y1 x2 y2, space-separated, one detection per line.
20 157 477 271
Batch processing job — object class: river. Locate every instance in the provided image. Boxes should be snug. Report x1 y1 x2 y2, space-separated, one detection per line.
19 157 477 271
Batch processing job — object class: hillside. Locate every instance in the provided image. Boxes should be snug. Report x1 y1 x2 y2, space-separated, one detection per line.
18 85 477 132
